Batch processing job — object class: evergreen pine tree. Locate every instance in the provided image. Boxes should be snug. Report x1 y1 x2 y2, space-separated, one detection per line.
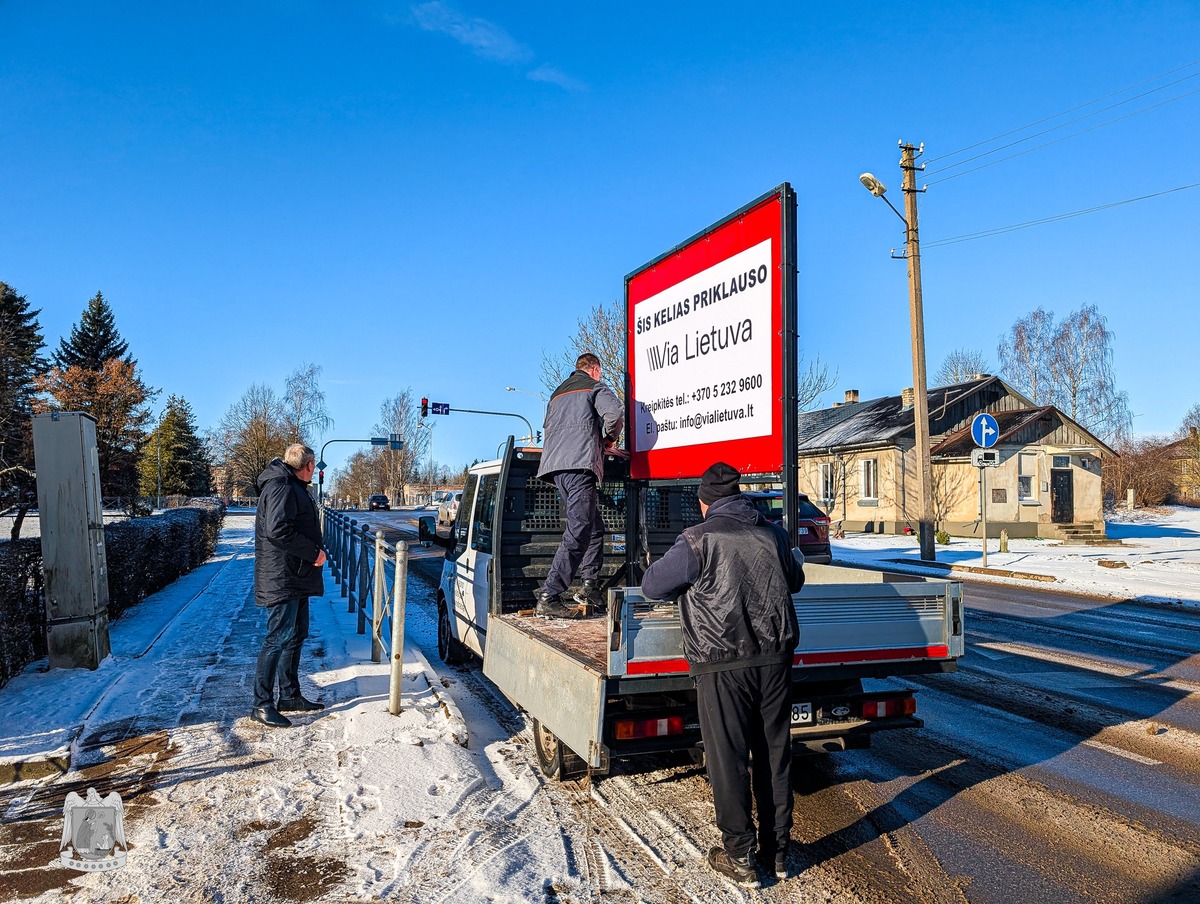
139 395 214 499
0 281 47 517
52 291 132 370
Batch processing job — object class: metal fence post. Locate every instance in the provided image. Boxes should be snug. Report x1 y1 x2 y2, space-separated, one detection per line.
346 519 358 609
357 524 370 635
327 510 341 583
371 530 385 663
389 540 409 715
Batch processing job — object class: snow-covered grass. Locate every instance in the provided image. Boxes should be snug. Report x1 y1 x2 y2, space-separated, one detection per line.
830 504 1200 607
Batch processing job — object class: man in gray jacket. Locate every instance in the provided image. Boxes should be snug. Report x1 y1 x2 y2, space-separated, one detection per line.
535 352 624 618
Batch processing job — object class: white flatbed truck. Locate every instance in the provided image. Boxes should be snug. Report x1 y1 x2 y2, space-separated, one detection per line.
431 438 963 780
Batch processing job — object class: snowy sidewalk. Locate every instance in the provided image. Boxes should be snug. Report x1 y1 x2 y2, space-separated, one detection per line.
0 514 571 903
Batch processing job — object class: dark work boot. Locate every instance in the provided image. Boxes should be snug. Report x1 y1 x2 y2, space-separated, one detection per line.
250 705 292 728
572 579 604 610
278 695 325 712
706 846 758 888
536 591 583 620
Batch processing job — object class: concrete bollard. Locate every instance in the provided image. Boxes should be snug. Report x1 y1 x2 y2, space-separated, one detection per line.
999 528 1009 553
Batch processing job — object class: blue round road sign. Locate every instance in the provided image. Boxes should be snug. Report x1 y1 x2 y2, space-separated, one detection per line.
971 412 1000 448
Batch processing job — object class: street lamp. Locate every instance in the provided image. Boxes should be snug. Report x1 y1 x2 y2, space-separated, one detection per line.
860 141 936 562
504 386 545 443
155 408 167 511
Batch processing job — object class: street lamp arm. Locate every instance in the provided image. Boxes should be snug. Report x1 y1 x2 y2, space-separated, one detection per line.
879 193 907 224
453 408 535 442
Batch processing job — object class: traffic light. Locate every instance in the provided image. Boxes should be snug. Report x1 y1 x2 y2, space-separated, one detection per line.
536 430 542 443
421 397 429 418
318 469 324 483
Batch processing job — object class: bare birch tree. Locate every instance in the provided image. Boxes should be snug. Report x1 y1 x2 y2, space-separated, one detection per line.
284 363 333 445
211 383 291 496
997 307 1056 404
998 304 1130 442
373 389 428 503
1049 305 1130 440
933 347 990 387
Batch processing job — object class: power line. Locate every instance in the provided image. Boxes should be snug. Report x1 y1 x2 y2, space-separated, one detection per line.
923 182 1200 248
923 60 1200 166
924 84 1200 186
923 72 1200 177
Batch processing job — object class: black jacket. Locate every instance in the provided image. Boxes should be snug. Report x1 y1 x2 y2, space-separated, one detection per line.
254 458 324 606
641 494 804 675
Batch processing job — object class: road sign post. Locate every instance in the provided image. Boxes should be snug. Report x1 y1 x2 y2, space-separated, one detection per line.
970 444 1001 567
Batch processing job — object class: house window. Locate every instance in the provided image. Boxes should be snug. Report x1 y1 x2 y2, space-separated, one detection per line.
860 458 878 501
1018 452 1038 502
820 462 836 504
1052 455 1070 469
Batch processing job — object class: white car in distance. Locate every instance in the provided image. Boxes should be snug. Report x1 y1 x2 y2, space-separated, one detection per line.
435 491 462 538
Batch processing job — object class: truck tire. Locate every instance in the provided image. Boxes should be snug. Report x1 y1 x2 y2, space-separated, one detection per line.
437 598 468 665
532 718 587 781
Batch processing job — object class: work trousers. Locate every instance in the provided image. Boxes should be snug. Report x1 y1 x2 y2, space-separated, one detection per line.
543 470 605 597
695 663 794 859
253 598 309 707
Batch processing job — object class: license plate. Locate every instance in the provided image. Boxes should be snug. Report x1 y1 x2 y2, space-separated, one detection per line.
791 702 813 725
796 527 809 534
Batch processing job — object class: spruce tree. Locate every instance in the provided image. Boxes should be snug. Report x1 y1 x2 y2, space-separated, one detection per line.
0 281 47 519
52 291 132 370
39 292 153 506
139 395 214 499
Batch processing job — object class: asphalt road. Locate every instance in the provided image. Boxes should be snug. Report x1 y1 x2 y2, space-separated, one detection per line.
345 507 1200 902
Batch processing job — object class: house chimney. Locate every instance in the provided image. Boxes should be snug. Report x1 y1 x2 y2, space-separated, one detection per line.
844 389 859 404
901 387 915 407
1192 426 1198 439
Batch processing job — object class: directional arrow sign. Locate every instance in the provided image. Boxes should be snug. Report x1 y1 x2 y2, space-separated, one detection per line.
431 402 450 415
971 412 999 449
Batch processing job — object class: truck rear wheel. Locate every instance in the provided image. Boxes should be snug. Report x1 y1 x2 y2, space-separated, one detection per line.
532 718 587 781
437 598 468 665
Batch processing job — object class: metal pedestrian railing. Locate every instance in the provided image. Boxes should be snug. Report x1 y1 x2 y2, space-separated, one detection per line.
320 506 410 714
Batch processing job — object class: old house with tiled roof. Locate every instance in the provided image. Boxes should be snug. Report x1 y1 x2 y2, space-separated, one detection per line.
795 376 1116 540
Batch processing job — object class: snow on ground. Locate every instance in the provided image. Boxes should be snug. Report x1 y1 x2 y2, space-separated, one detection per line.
830 505 1200 608
1 506 1197 902
0 513 575 903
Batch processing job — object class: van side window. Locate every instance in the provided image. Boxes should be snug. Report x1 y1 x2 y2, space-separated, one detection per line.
472 475 499 555
457 475 480 553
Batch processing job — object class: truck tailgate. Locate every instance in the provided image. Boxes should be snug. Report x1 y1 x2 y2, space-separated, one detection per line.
612 576 963 677
483 616 606 768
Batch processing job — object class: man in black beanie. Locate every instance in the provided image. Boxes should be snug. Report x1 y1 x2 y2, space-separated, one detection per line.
641 462 805 887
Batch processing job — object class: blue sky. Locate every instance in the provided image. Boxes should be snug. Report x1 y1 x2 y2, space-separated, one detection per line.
3 2 1197 478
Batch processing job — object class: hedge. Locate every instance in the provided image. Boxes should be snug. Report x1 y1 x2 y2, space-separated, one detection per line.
0 499 226 689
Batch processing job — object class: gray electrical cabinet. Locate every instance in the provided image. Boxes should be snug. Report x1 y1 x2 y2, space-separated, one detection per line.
31 412 111 670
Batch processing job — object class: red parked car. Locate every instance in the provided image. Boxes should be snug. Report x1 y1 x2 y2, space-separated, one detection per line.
743 491 832 563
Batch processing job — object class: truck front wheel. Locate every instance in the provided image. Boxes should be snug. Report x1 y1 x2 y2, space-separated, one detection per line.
532 719 587 781
437 598 468 665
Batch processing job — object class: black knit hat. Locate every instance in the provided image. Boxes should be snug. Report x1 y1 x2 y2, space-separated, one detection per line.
699 462 741 504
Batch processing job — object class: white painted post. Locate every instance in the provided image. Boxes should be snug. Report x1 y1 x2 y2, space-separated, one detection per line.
981 466 989 568
371 530 385 663
389 540 409 715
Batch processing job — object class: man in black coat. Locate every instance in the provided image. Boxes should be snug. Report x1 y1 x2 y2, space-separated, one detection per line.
251 443 327 728
641 462 805 887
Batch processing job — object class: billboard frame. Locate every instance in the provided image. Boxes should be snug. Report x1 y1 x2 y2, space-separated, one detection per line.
623 184 800 546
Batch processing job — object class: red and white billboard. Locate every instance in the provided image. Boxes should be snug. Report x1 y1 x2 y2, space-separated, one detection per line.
626 188 793 479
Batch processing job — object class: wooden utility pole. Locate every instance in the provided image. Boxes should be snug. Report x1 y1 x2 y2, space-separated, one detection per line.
900 142 936 562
